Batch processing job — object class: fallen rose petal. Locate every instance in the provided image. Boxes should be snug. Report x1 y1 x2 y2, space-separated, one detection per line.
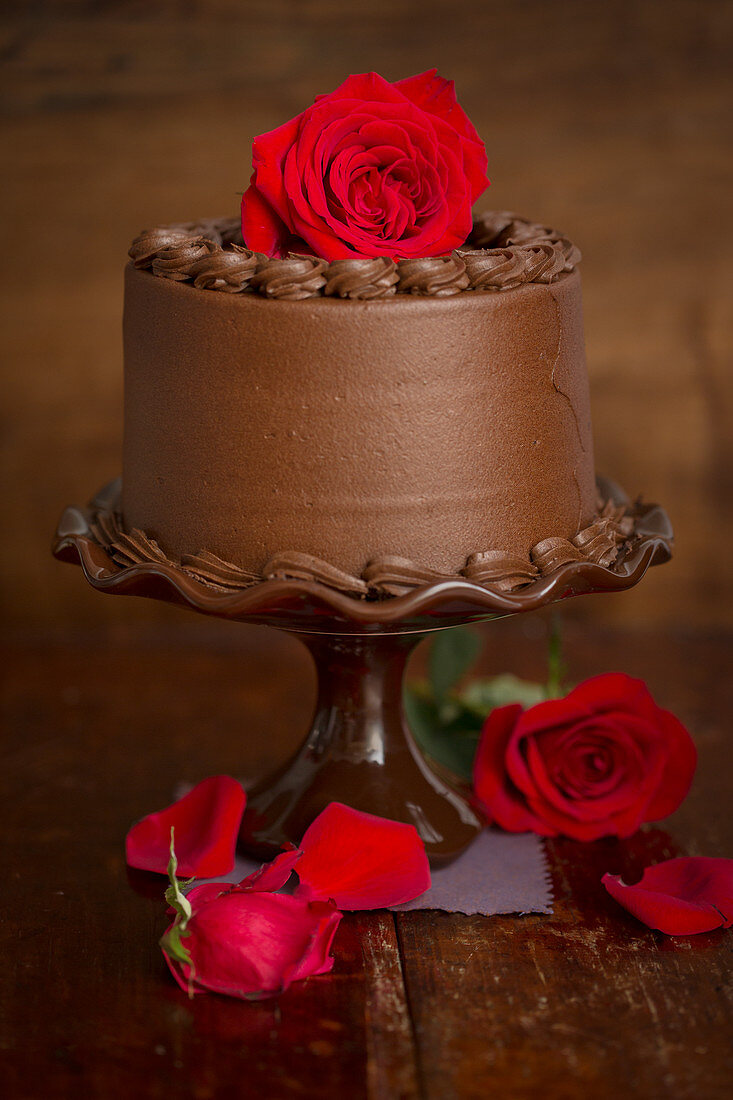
126 776 246 877
235 845 302 893
162 888 341 1000
294 802 431 910
602 857 733 935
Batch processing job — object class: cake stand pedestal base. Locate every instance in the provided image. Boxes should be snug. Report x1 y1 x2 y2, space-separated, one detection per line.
240 628 482 865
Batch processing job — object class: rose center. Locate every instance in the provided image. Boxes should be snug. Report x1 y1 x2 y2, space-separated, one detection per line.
549 740 623 800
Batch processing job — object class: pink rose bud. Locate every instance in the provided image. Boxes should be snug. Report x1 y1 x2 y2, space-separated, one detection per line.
162 885 342 1000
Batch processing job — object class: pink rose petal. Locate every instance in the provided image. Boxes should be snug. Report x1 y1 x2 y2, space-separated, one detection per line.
602 857 733 935
125 775 246 877
294 802 431 910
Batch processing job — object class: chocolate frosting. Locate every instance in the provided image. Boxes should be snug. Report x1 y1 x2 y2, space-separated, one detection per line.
122 258 596 576
190 244 260 293
462 550 539 592
397 255 470 296
90 510 169 568
151 237 217 281
129 227 198 268
180 549 260 589
460 242 574 289
465 210 517 248
323 257 398 299
263 552 369 595
127 212 580 297
94 489 635 599
249 255 328 300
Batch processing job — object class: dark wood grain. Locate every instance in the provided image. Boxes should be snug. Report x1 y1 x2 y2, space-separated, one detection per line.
1 619 731 1098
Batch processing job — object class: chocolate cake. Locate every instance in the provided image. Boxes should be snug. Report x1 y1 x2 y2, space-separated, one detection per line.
115 211 625 598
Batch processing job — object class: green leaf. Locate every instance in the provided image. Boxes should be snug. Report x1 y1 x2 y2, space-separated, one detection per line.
460 674 547 717
404 685 482 780
546 612 566 698
428 627 482 703
403 684 440 746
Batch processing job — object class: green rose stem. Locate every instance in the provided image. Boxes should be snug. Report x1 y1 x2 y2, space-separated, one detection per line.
159 827 196 996
545 612 566 699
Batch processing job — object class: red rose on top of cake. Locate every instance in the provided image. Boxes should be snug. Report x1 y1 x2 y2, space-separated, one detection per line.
241 69 489 260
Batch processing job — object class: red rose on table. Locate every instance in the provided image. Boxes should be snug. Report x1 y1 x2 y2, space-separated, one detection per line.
241 69 489 260
472 674 697 841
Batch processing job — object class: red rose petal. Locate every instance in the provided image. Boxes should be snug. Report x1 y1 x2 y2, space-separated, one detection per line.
643 707 698 821
165 882 228 918
249 111 302 223
125 775 246 877
294 802 430 910
234 845 302 893
473 704 550 833
163 889 342 1000
602 857 733 935
287 900 343 982
315 70 416 110
520 717 664 839
395 69 489 201
241 182 307 258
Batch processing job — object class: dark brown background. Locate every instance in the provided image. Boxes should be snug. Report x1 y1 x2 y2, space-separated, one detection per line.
2 4 732 1098
2 0 732 631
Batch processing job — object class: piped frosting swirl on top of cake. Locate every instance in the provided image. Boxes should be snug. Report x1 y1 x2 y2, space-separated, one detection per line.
127 212 581 299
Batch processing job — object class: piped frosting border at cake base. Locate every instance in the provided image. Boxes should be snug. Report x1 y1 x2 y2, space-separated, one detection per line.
76 477 668 601
54 476 672 626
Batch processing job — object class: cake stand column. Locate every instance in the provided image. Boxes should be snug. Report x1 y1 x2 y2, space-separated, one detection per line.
239 628 484 865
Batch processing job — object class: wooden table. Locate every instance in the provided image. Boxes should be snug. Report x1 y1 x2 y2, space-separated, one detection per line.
2 617 731 1098
2 3 732 1092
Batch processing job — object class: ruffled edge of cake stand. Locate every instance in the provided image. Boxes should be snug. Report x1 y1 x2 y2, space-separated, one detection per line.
53 478 673 628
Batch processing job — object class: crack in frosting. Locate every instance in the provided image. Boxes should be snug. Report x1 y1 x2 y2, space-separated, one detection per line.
127 212 581 298
90 495 637 600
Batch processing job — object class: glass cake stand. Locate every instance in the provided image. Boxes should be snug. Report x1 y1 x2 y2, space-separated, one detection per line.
53 478 672 865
